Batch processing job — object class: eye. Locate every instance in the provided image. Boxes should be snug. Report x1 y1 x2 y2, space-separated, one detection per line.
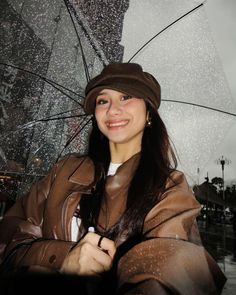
121 95 133 101
96 98 108 105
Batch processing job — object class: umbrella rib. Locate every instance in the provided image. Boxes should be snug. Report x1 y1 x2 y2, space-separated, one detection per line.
56 116 92 162
38 114 87 121
0 115 89 148
63 116 91 147
162 99 236 117
0 62 84 104
17 114 88 131
0 110 87 138
38 107 85 120
63 0 90 82
127 2 204 63
62 2 107 67
0 170 46 178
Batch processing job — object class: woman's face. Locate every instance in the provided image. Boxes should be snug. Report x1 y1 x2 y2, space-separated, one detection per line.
94 88 147 147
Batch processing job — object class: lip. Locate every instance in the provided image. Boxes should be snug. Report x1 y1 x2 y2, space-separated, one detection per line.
105 119 129 129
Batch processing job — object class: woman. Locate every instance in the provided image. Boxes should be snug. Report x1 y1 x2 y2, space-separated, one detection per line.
0 63 226 294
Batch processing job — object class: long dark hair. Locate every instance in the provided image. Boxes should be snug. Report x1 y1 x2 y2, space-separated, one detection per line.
79 103 177 241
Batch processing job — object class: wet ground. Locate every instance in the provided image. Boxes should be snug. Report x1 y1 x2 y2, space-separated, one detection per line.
198 221 236 294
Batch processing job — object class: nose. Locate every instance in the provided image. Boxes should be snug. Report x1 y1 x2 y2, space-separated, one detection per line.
107 100 122 115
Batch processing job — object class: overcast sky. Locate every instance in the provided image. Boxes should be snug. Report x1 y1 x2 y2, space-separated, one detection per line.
199 0 236 184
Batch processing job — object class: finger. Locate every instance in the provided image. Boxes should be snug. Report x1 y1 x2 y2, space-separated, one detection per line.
82 232 101 244
92 247 114 271
96 236 116 258
82 233 116 258
79 244 113 273
83 258 106 276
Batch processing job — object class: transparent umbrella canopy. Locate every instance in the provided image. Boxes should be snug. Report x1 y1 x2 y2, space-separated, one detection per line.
0 0 108 189
121 0 236 184
0 0 236 195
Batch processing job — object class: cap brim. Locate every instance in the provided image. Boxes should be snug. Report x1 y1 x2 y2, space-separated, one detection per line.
84 83 156 114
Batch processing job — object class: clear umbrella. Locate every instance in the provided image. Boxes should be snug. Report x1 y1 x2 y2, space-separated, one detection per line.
121 0 236 184
0 0 235 197
0 0 107 194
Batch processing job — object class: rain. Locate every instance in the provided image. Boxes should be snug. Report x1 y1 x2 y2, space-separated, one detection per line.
0 0 236 293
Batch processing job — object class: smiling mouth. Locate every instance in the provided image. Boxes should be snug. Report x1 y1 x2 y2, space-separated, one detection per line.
106 120 129 128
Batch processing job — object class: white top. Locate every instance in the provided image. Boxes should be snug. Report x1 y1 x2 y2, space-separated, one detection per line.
71 162 122 241
107 162 122 176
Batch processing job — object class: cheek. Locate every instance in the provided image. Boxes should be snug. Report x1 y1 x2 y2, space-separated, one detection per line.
137 108 147 128
130 102 147 122
94 110 106 132
94 108 102 123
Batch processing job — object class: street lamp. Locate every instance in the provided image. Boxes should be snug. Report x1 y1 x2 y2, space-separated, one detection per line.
215 156 231 274
216 156 231 217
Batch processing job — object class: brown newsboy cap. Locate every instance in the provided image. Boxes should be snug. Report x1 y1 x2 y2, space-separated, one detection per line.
84 62 161 114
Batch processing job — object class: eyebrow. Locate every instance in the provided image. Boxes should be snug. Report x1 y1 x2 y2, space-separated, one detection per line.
97 91 108 96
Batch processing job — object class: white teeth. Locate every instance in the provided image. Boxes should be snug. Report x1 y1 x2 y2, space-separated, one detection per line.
107 121 128 127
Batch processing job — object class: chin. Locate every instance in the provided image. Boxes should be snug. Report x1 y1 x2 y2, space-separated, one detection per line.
109 138 128 144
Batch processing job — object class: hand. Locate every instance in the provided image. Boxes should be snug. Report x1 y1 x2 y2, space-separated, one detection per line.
60 232 116 276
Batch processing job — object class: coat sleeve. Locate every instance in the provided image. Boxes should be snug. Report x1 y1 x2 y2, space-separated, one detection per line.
0 157 75 272
117 171 227 295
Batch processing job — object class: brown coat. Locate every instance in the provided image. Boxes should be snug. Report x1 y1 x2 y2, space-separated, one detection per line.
0 153 226 294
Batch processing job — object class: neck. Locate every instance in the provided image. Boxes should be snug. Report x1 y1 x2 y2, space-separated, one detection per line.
109 142 141 163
